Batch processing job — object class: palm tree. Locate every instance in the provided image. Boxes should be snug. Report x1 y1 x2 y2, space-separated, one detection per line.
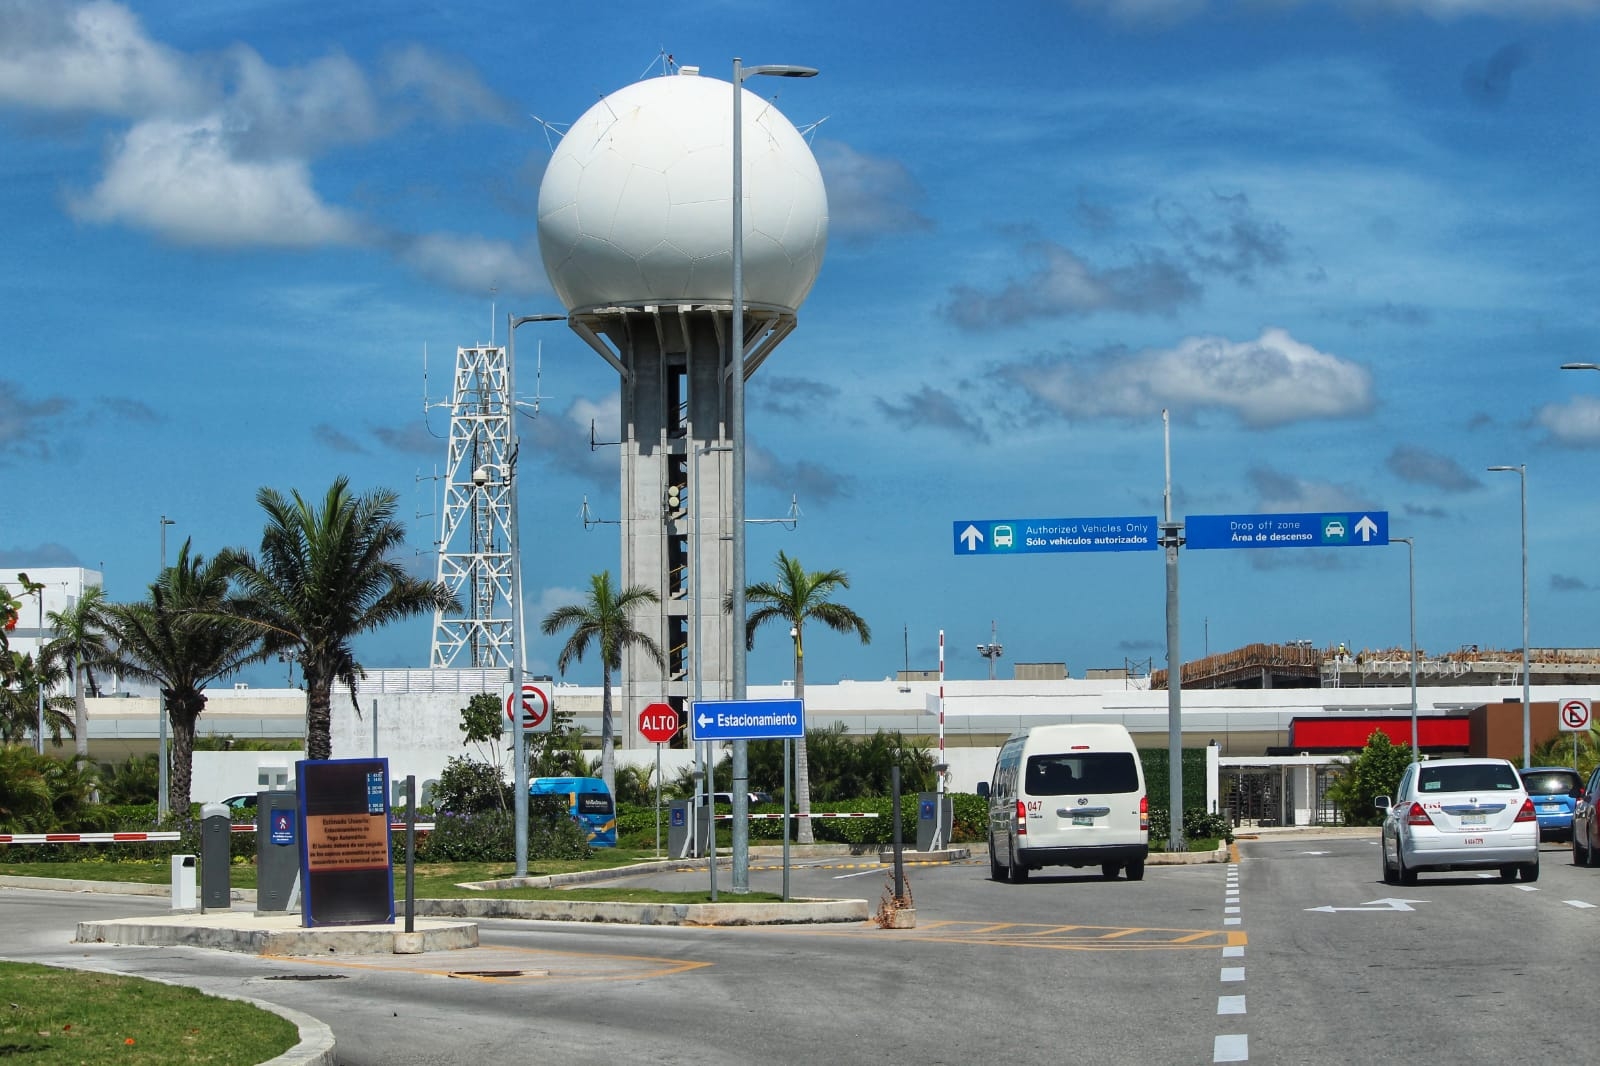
739 550 871 844
221 477 458 762
0 651 73 746
46 585 112 763
540 571 664 793
101 541 264 816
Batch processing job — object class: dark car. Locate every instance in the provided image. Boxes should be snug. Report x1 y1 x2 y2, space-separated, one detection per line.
1519 767 1582 841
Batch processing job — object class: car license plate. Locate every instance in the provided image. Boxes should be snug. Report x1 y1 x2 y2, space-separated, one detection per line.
1072 815 1094 826
1461 814 1486 827
1541 805 1561 813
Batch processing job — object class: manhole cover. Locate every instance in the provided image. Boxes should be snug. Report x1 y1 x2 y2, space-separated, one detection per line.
264 974 348 982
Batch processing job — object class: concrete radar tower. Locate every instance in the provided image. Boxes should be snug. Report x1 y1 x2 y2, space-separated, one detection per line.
536 67 827 734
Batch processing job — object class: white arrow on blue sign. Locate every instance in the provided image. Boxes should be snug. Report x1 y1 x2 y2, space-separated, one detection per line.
689 698 805 742
953 516 1160 555
1186 511 1388 550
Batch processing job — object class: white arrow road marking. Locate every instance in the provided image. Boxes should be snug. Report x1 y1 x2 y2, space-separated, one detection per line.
1565 900 1597 909
1305 897 1429 913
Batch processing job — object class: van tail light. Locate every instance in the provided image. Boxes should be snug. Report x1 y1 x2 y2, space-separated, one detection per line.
1516 798 1537 823
1406 802 1432 827
1016 799 1028 835
1139 794 1149 831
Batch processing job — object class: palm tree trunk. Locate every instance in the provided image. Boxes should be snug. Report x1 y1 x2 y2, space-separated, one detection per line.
305 672 333 762
600 662 615 795
794 636 814 844
168 692 202 817
71 662 89 762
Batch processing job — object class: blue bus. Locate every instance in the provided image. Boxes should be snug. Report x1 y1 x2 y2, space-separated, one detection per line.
529 776 617 847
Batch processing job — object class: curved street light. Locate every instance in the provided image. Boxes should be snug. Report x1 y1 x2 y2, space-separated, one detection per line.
1486 465 1529 769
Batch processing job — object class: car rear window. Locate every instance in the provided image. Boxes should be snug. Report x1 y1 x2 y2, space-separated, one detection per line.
1418 763 1521 793
1024 753 1140 795
1520 770 1582 796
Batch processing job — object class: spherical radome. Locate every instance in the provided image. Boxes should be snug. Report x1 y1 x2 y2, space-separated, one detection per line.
536 73 828 314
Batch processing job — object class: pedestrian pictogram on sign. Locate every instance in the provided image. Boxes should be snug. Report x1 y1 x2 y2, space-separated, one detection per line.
1560 698 1591 733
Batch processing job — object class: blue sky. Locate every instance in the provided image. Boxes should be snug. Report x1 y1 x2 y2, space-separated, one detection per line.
5 0 1600 690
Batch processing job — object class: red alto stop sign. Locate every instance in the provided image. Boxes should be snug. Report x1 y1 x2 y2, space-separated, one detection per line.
638 702 678 744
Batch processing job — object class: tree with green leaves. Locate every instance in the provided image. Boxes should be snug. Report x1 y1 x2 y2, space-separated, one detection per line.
221 477 458 762
1327 730 1414 826
0 651 73 747
540 571 663 794
736 550 871 843
101 540 264 816
46 585 112 763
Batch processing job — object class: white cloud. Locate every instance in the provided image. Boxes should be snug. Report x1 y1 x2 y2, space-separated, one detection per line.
1072 0 1600 23
0 0 201 117
946 240 1200 328
398 233 549 296
813 140 932 242
1247 466 1375 513
224 45 382 156
70 116 361 247
1001 327 1374 428
382 44 516 125
1534 396 1600 448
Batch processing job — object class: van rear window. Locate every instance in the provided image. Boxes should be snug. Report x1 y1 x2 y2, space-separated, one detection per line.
1024 753 1139 796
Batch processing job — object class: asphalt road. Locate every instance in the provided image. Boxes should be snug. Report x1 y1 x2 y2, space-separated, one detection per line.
2 833 1594 1065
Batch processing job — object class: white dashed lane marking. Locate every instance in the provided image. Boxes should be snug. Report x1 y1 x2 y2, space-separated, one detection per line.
1565 899 1597 909
1214 861 1248 1063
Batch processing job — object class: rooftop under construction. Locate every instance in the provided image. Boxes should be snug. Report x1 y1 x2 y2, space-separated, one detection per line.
1153 642 1600 690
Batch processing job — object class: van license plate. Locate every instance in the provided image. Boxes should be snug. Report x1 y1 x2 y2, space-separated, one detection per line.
1072 815 1094 826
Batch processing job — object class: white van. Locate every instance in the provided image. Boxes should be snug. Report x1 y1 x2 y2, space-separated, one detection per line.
978 723 1149 882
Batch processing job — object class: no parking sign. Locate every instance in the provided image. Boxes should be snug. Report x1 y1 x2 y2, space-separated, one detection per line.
1560 698 1592 733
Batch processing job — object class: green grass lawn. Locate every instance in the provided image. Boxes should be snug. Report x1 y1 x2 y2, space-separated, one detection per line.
0 961 297 1065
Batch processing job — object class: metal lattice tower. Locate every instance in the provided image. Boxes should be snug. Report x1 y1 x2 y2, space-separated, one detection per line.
430 345 516 668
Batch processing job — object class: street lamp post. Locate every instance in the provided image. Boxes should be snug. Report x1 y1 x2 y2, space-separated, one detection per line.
1487 465 1529 769
729 57 817 895
1391 537 1418 760
506 313 564 878
158 515 175 820
976 620 1003 681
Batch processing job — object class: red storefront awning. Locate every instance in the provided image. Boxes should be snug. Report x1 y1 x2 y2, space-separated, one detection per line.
1288 715 1470 753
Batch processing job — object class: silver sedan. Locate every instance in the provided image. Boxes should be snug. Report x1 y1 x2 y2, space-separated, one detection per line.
1377 757 1539 884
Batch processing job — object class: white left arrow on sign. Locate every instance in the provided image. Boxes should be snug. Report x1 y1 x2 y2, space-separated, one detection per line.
1306 897 1428 913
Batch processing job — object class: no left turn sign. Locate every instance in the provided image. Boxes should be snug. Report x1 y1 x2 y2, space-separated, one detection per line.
1560 698 1591 733
505 682 552 733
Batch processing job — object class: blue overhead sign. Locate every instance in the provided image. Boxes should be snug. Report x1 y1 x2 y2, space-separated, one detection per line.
953 516 1159 555
689 698 805 742
1186 511 1388 550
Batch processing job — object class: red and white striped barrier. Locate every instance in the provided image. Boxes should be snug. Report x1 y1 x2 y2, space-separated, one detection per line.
711 812 880 821
229 822 435 833
0 831 181 845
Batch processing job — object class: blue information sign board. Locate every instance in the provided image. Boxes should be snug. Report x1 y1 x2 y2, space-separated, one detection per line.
1186 511 1388 550
953 516 1159 555
689 698 805 741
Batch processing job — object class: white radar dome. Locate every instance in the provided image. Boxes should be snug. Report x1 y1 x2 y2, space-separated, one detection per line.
536 71 828 315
